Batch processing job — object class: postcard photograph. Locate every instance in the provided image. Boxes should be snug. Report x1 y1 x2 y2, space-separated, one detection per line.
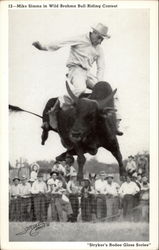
0 0 157 248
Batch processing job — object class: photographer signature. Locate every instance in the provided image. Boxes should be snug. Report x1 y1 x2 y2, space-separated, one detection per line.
16 222 49 237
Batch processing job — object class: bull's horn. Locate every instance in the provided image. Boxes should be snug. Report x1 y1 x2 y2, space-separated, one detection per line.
98 88 117 109
66 81 78 103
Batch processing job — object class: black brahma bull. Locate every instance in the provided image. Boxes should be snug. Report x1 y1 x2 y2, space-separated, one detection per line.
46 81 125 180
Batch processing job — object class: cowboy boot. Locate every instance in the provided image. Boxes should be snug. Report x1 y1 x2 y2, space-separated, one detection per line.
48 99 60 130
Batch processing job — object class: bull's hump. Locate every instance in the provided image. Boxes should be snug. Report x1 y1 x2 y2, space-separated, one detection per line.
90 81 113 100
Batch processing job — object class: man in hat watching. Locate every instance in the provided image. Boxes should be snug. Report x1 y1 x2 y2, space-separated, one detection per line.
67 172 81 222
47 171 65 221
31 173 47 221
119 174 140 221
105 174 120 220
9 177 20 221
32 23 123 144
140 176 149 221
81 177 95 222
64 157 76 183
94 171 107 219
19 175 32 221
125 156 137 175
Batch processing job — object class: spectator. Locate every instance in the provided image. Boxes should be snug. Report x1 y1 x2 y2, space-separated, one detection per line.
67 172 80 222
132 172 141 207
137 156 149 177
47 171 64 221
81 178 95 222
140 176 149 221
30 162 39 182
31 173 47 221
51 161 66 176
64 162 76 183
119 175 140 221
105 174 120 220
57 187 73 222
137 173 142 185
19 175 32 221
125 156 137 175
94 171 107 219
9 177 20 221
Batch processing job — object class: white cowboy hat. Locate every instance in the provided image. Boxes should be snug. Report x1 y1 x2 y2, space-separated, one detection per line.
99 171 106 176
105 174 114 179
91 23 111 39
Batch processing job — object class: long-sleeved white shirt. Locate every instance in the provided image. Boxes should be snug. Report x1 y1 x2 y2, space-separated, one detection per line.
10 184 20 197
94 179 107 194
126 160 137 173
67 180 79 194
42 33 105 81
105 182 120 196
31 180 47 194
47 178 63 193
119 181 140 197
19 183 31 197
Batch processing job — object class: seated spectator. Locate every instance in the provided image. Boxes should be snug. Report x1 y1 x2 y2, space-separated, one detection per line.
119 175 140 221
125 156 137 175
81 177 95 222
30 162 39 182
64 162 76 183
140 176 149 222
19 175 32 221
31 172 47 221
9 177 20 221
67 172 80 222
105 174 120 220
51 161 66 176
137 156 149 177
94 171 107 219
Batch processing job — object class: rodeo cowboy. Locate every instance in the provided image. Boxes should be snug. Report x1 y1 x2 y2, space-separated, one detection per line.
32 23 123 145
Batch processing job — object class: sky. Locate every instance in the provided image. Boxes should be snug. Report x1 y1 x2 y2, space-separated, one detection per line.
9 8 149 166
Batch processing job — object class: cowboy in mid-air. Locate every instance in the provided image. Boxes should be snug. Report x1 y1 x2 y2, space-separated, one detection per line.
32 23 123 145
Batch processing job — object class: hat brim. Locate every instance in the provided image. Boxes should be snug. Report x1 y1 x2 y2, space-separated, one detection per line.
50 171 59 176
91 27 111 39
106 176 114 179
13 178 20 181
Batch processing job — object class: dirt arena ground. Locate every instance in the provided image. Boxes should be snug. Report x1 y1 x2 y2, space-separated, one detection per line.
9 221 149 242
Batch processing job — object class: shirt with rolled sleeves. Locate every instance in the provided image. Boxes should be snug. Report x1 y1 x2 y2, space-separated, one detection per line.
119 181 140 197
41 33 105 81
19 183 31 198
94 179 107 194
31 180 47 194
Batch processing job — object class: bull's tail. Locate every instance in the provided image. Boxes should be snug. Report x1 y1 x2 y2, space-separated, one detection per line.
9 104 42 119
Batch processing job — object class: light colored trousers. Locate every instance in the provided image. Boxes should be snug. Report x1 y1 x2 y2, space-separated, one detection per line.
59 65 98 107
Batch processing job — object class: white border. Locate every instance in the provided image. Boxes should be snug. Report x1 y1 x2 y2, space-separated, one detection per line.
0 1 158 249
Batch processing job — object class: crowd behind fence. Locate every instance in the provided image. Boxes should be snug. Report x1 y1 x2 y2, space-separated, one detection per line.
9 157 149 223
